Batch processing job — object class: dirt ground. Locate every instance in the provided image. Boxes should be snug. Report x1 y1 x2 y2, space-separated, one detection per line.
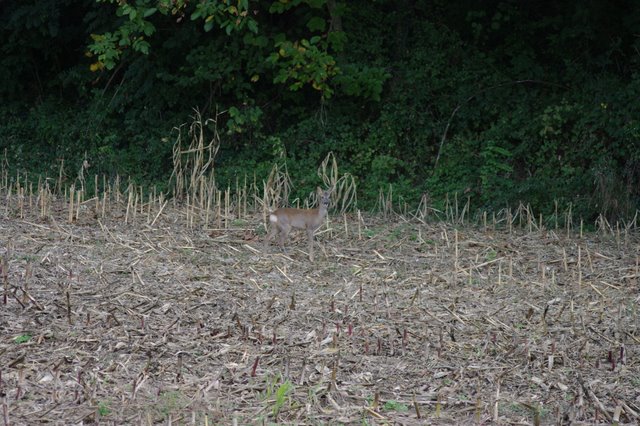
1 201 640 425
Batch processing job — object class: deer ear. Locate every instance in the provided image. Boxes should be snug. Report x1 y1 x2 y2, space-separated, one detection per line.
316 186 322 193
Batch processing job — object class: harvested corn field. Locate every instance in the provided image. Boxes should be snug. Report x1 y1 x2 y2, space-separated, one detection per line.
1 196 640 425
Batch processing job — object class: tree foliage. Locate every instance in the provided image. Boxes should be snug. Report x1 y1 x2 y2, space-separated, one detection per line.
1 0 639 219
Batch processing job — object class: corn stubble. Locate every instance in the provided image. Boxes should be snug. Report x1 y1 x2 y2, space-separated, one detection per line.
1 122 640 424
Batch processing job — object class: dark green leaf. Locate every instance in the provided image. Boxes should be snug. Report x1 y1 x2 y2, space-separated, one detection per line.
306 16 325 32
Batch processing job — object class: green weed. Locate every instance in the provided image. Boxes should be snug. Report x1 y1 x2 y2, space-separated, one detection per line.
262 375 295 419
97 401 110 416
14 334 31 344
382 400 408 412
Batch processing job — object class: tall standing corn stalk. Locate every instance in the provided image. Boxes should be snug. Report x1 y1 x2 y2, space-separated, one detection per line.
169 108 223 227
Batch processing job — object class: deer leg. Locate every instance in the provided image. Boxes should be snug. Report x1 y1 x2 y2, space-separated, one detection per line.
307 228 315 261
278 224 291 253
264 223 279 251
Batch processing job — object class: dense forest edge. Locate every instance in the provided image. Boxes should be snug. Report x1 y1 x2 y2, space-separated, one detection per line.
1 0 639 223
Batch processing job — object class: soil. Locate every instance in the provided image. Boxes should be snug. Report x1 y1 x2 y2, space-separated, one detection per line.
1 201 640 425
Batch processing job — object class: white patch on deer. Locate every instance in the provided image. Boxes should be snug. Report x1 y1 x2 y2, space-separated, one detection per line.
269 213 279 223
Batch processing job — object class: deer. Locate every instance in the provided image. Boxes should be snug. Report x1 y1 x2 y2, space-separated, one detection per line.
264 187 331 261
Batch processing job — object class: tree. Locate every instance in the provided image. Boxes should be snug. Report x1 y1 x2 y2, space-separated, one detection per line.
88 0 347 101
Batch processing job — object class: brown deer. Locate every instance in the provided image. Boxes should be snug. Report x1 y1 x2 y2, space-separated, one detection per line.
264 187 331 261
